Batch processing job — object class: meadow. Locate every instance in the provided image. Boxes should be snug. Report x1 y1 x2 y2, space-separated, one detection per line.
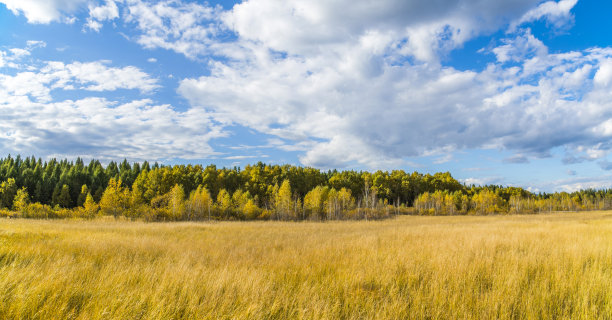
1 211 611 319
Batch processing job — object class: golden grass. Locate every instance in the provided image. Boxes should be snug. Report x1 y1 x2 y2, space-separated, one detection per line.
1 212 612 319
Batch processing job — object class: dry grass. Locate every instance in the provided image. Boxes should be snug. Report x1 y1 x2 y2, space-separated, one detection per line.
1 212 612 319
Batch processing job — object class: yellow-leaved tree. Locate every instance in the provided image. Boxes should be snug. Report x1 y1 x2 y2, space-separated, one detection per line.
167 184 185 220
186 185 212 220
82 192 99 218
304 186 328 220
216 189 232 219
13 187 30 214
100 178 129 217
275 179 293 220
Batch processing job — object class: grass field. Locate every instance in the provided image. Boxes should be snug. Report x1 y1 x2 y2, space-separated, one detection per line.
1 212 612 319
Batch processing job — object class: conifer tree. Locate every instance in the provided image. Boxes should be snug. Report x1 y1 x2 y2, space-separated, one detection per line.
57 185 72 208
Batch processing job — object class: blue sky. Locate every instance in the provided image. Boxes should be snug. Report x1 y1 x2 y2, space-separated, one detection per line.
1 0 612 192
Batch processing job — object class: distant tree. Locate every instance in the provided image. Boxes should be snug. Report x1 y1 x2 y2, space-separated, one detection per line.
304 186 328 220
186 185 212 220
216 189 232 219
77 184 89 207
82 193 99 218
168 184 186 220
275 179 293 219
100 178 129 217
57 185 72 208
13 187 30 213
0 178 18 208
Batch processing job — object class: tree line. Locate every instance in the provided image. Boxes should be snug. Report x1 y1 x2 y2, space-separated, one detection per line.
0 155 610 220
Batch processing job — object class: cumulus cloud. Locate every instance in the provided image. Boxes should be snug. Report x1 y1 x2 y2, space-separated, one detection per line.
492 29 547 63
225 0 546 63
510 0 578 31
179 28 612 169
0 0 87 24
3 0 610 173
0 60 159 102
123 0 227 59
537 175 612 192
0 40 46 68
0 43 223 160
0 97 225 161
84 0 119 32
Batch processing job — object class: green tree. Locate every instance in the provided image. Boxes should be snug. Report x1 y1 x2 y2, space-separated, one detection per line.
77 184 89 207
57 184 72 208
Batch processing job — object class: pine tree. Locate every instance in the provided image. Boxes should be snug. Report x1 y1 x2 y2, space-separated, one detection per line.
57 185 72 208
77 184 89 207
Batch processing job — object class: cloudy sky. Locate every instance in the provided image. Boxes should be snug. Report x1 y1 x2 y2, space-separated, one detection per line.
1 0 612 192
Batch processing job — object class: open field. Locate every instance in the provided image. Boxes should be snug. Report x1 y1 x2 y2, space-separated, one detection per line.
1 212 612 319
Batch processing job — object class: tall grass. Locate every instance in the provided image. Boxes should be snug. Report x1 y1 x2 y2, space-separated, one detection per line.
1 212 611 319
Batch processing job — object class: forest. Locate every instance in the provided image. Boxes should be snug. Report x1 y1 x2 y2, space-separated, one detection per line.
0 155 611 220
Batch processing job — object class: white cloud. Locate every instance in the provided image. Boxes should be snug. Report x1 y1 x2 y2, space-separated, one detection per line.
147 57 157 63
100 0 548 64
0 97 226 161
26 40 47 49
540 175 612 192
46 61 160 92
225 0 544 63
179 28 612 169
0 40 47 69
594 59 612 87
0 0 87 24
0 40 223 161
0 60 159 102
123 0 226 59
492 29 547 63
461 177 504 187
510 0 578 31
4 0 611 173
89 0 118 20
84 0 119 32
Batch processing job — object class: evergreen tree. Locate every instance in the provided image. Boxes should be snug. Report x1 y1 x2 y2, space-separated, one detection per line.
57 185 72 208
77 184 89 207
